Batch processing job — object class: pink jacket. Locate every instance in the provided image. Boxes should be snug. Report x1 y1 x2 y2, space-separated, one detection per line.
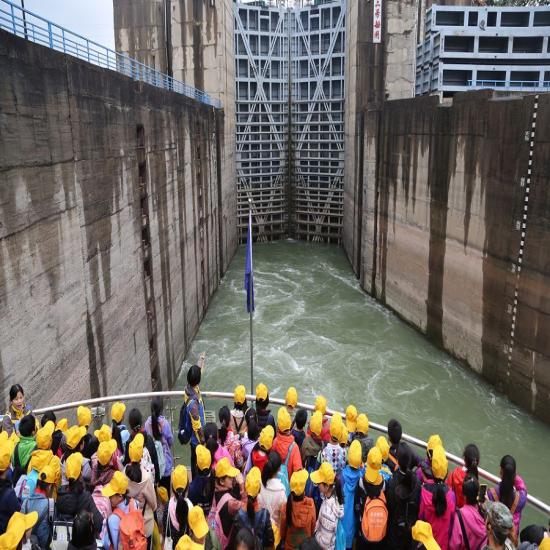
419 484 456 550
212 445 234 469
449 504 487 550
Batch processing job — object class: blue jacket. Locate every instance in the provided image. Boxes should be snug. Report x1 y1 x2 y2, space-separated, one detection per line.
341 465 364 548
21 493 51 548
0 479 20 534
178 386 205 447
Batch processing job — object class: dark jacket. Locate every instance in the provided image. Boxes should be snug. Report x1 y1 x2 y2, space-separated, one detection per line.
123 430 160 484
255 408 276 432
68 542 97 550
0 478 21 533
56 486 104 536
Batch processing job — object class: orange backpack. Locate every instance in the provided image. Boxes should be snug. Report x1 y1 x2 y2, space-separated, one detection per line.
111 499 147 550
361 491 388 542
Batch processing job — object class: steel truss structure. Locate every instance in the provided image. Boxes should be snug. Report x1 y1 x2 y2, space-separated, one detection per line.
235 0 345 243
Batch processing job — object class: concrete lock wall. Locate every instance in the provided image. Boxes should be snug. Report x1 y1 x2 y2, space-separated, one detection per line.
0 30 235 409
347 91 550 424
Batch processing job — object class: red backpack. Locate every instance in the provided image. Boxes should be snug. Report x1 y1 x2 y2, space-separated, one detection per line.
109 499 147 550
361 491 388 542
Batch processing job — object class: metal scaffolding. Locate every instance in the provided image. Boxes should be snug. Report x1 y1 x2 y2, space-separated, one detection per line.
235 0 345 243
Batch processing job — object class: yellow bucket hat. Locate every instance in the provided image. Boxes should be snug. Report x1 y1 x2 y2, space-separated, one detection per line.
196 445 212 472
56 419 69 433
172 465 189 491
129 433 144 463
0 441 14 472
310 462 335 486
245 467 261 498
376 436 390 460
309 411 323 437
234 385 246 405
431 445 448 480
329 414 343 440
348 440 363 469
77 406 92 428
102 471 129 498
97 439 117 467
356 413 369 435
277 407 291 433
427 434 443 454
255 383 268 401
290 469 309 496
66 452 83 482
259 425 275 451
0 511 38 550
345 405 358 433
339 425 349 446
365 447 383 485
94 424 112 443
215 457 240 479
36 421 55 451
65 426 87 450
38 463 57 485
111 402 126 424
174 535 204 550
314 395 327 415
412 521 441 550
28 449 54 473
285 387 298 408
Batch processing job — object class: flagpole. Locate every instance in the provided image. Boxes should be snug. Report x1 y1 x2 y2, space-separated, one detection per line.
248 199 254 394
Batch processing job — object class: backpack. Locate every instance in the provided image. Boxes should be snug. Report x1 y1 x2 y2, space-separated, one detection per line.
207 492 234 550
108 498 147 550
361 491 388 542
335 518 346 550
15 469 39 501
154 440 166 479
234 508 269 549
179 396 204 446
276 443 295 497
304 455 322 511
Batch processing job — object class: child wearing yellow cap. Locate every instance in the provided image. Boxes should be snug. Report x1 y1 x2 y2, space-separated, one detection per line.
351 413 375 464
285 387 298 423
40 411 65 456
188 445 214 516
300 411 324 491
313 396 331 443
254 383 276 432
110 401 128 454
167 465 194 547
91 438 122 487
230 385 250 437
0 439 19 534
245 425 274 474
417 434 444 484
272 408 303 482
279 469 316 550
233 467 275 547
320 414 347 476
340 440 364 549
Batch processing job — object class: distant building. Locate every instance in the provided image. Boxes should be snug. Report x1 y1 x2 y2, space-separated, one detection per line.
416 5 550 97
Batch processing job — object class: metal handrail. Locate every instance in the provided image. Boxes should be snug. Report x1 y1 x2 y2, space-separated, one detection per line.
33 390 550 517
467 79 550 90
0 0 221 109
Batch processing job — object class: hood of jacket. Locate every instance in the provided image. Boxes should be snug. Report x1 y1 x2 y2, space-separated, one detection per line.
273 433 295 460
342 465 363 491
289 497 315 529
301 435 322 460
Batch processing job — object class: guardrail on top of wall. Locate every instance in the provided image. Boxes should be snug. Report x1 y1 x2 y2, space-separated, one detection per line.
0 0 222 109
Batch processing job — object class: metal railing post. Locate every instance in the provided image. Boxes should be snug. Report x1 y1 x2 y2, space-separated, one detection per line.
62 28 65 53
10 3 16 33
47 21 53 48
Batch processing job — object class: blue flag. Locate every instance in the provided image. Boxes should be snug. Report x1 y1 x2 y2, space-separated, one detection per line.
244 210 254 313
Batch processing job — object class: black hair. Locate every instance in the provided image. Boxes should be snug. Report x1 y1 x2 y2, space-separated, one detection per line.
128 408 143 432
261 451 282 487
256 397 270 410
200 469 215 506
294 409 308 430
234 400 248 412
462 475 479 506
112 421 124 453
387 419 402 445
499 455 516 509
204 422 220 463
67 477 85 496
333 476 344 505
519 525 546 545
464 444 480 479
175 489 190 533
247 419 260 442
19 414 36 437
125 462 142 483
432 480 448 517
41 411 56 427
187 365 201 387
218 406 231 445
234 527 256 550
9 384 24 402
151 397 163 441
246 495 256 526
37 479 50 492
245 408 257 427
82 435 99 460
71 511 96 548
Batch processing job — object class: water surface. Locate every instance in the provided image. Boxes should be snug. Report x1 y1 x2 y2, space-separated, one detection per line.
180 241 550 523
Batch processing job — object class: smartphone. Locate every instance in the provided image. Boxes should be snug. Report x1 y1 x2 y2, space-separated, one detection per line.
479 483 487 503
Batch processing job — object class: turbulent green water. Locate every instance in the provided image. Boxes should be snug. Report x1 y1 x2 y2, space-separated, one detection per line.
180 241 550 523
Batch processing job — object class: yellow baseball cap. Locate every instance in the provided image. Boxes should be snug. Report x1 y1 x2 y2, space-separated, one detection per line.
215 457 240 479
28 449 53 474
39 463 57 485
431 445 448 480
129 433 144 463
256 383 268 401
196 445 212 471
348 440 363 469
339 425 349 446
66 452 83 481
36 421 55 450
285 387 298 408
314 396 327 415
94 424 112 443
356 413 369 435
49 456 62 486
290 469 309 496
309 411 323 437
188 506 209 541
277 407 291 433
111 402 126 424
365 446 383 484
0 440 13 471
234 385 246 405
412 521 441 550
77 406 92 428
56 419 69 433
0 511 38 550
102 471 129 497
330 414 343 440
174 535 204 550
310 462 335 486
539 539 550 550
65 426 87 450
427 434 443 454
97 439 117 467
346 405 358 433
259 425 275 451
172 465 189 491
376 436 390 460
245 467 261 498
157 486 169 505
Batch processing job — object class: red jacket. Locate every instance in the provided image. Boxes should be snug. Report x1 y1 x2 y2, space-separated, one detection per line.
272 433 303 479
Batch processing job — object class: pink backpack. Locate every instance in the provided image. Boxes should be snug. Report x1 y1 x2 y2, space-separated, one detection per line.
207 492 234 549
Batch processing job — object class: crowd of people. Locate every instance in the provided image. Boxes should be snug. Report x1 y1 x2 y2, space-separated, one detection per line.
0 366 549 550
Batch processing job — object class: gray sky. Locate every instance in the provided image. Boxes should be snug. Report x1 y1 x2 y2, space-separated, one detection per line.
23 0 115 50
